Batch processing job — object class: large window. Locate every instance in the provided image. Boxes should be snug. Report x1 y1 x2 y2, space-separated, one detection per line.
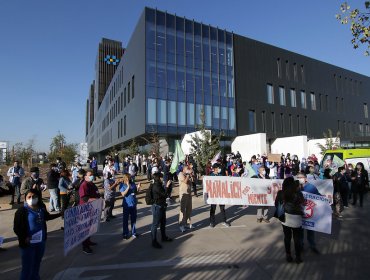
168 101 176 125
229 107 235 130
279 86 286 106
267 84 274 104
290 89 296 107
187 103 195 125
178 102 186 125
365 103 369 119
147 99 156 124
157 100 167 124
310 92 316 110
221 107 228 129
300 90 306 109
131 75 135 99
249 110 256 132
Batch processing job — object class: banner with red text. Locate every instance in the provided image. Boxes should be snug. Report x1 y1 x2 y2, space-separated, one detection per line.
203 176 333 206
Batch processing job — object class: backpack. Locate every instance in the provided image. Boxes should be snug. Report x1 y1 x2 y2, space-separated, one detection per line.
145 183 155 205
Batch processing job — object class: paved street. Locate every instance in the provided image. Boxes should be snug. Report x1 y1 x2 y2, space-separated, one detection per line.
1 182 369 280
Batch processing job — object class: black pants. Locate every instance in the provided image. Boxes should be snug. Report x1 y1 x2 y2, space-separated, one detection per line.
352 190 364 206
60 194 69 218
340 189 349 207
210 204 226 224
282 225 302 258
192 182 197 195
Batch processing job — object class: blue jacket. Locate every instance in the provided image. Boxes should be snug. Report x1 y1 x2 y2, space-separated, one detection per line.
120 182 137 208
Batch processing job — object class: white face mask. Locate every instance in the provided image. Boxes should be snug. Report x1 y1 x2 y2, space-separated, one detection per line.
27 197 38 206
298 178 306 185
261 171 266 176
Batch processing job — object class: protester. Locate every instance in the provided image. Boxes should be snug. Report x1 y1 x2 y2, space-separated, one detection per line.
13 189 61 280
58 170 72 218
351 162 369 207
178 165 193 232
103 159 116 179
90 156 99 178
306 165 320 180
79 170 101 254
255 166 270 223
114 153 120 173
103 172 119 222
120 173 141 239
71 163 82 183
296 172 320 254
333 167 345 218
275 177 304 263
7 160 25 205
56 157 67 173
150 172 173 249
46 163 60 212
209 163 231 228
20 167 45 199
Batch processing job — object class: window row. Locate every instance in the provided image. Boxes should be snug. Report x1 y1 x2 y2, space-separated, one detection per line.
118 116 127 139
102 75 135 131
334 74 362 96
249 110 308 135
276 58 304 83
338 120 370 138
267 84 330 112
146 98 236 130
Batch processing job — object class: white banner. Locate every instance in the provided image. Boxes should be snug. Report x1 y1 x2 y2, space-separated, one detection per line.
302 192 332 234
203 176 333 206
64 199 103 256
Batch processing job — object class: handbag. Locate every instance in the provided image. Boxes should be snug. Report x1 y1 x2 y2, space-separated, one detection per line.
275 200 285 222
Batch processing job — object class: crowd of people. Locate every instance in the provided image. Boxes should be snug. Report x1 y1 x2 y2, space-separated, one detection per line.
3 150 369 278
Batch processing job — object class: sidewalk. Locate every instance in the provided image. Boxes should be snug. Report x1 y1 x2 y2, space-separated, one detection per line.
1 181 369 280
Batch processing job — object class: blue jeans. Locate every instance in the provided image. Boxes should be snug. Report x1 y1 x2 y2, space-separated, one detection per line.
151 204 166 241
20 241 46 280
122 206 137 236
48 189 60 211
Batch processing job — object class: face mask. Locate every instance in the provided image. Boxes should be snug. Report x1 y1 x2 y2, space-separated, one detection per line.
27 197 38 206
89 175 95 182
298 178 306 185
348 168 353 171
309 169 314 174
32 173 39 179
261 171 266 176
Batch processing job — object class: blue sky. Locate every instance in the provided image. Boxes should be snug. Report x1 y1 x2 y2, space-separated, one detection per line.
0 0 368 152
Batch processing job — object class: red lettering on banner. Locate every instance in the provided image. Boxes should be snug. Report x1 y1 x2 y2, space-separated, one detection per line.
222 182 231 198
232 182 242 198
213 180 221 198
206 180 214 197
247 194 268 205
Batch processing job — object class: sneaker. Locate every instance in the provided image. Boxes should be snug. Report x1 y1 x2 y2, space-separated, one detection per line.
179 225 186 232
209 223 215 228
162 236 173 242
222 222 231 227
295 257 303 264
262 219 270 223
123 235 130 240
185 224 193 229
256 218 262 223
83 246 93 255
132 234 137 239
152 241 162 249
88 241 98 246
310 247 320 254
286 254 293 262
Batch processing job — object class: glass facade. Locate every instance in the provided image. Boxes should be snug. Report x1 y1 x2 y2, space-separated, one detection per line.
145 8 236 136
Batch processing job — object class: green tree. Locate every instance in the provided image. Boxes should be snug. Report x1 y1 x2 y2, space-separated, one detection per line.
336 1 370 55
13 139 35 167
127 138 139 157
188 110 222 175
316 129 341 155
48 132 77 165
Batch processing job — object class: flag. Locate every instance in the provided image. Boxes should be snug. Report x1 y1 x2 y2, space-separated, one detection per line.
243 162 257 178
170 140 185 173
211 151 221 165
329 155 345 175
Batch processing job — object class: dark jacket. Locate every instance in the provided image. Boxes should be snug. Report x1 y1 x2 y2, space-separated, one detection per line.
47 170 60 190
152 179 169 206
351 169 369 192
13 204 60 248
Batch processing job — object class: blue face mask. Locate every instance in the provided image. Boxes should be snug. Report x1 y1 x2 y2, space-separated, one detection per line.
89 175 95 182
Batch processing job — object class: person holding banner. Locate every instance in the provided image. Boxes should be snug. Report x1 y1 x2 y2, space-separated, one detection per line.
296 172 321 254
275 177 304 263
255 166 270 223
79 171 101 255
209 163 231 228
13 189 61 280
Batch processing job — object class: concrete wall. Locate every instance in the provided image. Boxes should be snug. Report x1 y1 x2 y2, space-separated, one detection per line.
271 136 308 160
231 133 267 162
